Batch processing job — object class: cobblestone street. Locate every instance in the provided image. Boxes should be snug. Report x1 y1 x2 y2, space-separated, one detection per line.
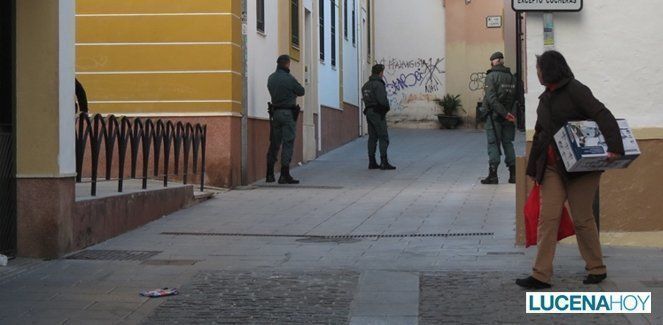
1 129 662 324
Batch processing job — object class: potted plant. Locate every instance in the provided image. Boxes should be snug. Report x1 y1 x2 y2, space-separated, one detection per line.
435 94 466 129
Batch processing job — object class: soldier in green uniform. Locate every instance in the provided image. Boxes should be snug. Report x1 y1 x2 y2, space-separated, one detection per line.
266 55 305 184
481 52 517 184
362 64 396 170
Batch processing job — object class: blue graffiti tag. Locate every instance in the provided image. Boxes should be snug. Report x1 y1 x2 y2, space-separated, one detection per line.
385 70 425 96
382 58 445 97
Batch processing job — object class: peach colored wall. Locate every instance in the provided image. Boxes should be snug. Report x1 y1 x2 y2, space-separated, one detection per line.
79 115 242 188
73 185 194 251
247 115 305 184
516 139 663 245
320 104 360 154
445 0 514 124
17 178 75 258
79 113 308 188
161 116 241 187
247 118 271 183
599 139 663 231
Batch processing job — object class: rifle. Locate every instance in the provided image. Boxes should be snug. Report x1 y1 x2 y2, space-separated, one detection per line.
488 110 502 156
292 105 301 122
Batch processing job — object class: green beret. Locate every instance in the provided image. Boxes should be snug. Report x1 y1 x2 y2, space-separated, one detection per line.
490 52 504 61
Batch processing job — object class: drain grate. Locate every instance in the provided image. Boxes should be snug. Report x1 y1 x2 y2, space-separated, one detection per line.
161 232 493 239
66 250 162 261
296 237 362 244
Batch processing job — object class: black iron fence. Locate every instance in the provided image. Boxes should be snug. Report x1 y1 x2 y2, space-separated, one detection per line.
75 113 207 196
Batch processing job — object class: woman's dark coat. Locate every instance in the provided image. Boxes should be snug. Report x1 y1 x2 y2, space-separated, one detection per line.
526 78 625 184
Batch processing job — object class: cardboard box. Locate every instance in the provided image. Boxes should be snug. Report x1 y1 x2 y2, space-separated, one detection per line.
554 119 640 172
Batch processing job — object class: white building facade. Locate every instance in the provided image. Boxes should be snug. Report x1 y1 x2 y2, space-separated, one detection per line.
246 0 372 176
316 0 368 154
522 0 663 233
374 0 446 127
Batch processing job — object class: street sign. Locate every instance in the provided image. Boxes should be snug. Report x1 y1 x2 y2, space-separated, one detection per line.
512 0 582 12
486 16 502 28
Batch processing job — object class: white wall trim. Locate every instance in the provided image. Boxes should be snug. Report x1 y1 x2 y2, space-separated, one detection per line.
59 0 76 176
321 105 343 111
248 116 271 121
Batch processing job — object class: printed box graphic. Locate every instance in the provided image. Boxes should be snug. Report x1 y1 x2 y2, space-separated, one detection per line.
554 119 640 172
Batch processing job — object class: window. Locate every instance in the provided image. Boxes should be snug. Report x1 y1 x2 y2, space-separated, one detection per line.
291 0 300 47
319 0 325 61
331 0 336 66
352 0 356 46
344 0 348 40
257 0 265 33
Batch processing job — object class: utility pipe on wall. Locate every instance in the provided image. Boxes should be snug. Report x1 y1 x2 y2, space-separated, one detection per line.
241 0 249 185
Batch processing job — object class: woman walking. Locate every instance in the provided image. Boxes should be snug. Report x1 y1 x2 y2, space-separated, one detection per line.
517 51 624 289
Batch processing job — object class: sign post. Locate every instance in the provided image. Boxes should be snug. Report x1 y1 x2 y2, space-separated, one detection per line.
512 0 582 12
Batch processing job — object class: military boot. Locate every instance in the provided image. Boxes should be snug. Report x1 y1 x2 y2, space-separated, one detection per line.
380 156 396 170
369 156 380 170
266 162 275 183
508 165 516 184
278 166 300 184
481 165 499 184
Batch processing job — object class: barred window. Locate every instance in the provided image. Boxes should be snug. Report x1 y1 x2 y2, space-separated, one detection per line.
257 0 265 33
352 0 356 45
344 0 348 40
331 0 336 66
319 0 325 60
291 0 300 47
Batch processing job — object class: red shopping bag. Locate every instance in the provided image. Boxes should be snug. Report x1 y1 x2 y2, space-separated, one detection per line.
524 185 575 248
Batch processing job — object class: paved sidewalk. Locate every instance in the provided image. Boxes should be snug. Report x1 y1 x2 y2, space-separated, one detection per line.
1 129 661 324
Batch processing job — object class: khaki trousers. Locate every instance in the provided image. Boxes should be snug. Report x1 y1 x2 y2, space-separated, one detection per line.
532 166 606 283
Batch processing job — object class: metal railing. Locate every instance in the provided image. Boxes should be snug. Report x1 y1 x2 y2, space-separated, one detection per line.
75 113 207 196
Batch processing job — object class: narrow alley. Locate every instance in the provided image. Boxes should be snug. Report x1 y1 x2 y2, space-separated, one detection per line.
1 129 661 324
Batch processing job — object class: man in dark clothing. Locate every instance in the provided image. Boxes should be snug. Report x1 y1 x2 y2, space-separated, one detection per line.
481 52 517 184
361 64 395 170
266 55 305 184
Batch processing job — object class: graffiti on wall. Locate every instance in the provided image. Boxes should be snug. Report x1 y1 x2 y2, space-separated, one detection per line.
376 57 446 110
468 72 487 92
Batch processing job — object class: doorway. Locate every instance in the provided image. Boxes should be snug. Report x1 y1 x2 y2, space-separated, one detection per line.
304 8 320 156
0 0 16 256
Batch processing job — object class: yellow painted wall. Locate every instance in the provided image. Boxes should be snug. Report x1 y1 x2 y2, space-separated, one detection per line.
445 0 509 122
16 0 62 176
76 0 243 114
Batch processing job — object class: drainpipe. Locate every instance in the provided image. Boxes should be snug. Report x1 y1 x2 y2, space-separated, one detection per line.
515 11 525 131
357 1 364 136
241 0 249 186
